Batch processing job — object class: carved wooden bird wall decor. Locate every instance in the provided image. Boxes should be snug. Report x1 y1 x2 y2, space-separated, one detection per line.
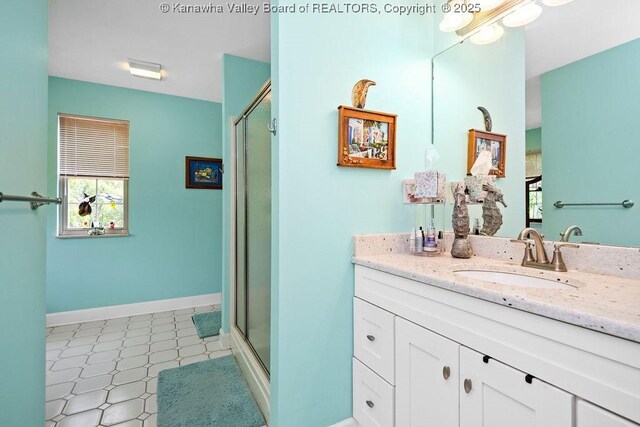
352 79 376 109
477 106 492 132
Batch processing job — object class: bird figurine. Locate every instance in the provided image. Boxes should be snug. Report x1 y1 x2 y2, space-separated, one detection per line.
351 79 376 109
477 106 492 132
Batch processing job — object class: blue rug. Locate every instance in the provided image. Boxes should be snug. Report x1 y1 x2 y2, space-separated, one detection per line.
158 355 265 427
191 311 221 339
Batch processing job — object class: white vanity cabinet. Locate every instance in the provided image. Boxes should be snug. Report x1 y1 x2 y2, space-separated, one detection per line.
353 265 640 427
395 317 573 427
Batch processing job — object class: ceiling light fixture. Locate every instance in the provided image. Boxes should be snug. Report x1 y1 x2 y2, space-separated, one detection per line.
542 0 573 6
439 0 474 32
502 2 543 27
470 23 505 45
476 0 507 12
128 59 162 80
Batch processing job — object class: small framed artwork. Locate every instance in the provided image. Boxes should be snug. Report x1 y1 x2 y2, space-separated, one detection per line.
185 156 223 189
467 129 506 178
337 105 397 169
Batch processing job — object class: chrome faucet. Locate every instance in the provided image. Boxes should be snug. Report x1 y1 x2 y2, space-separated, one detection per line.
560 225 583 242
511 227 579 272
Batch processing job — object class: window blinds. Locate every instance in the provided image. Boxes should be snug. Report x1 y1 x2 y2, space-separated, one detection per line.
59 114 130 178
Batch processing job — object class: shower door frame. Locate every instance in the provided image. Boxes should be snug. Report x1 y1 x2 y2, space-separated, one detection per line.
229 80 271 423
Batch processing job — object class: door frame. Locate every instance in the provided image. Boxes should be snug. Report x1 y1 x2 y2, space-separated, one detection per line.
229 80 272 422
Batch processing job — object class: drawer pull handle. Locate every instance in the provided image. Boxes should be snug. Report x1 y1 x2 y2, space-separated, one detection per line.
442 366 451 380
366 335 376 342
464 378 472 393
366 400 374 408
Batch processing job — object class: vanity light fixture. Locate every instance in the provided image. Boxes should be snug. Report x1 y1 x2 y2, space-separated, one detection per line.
470 23 505 45
502 2 543 27
128 59 162 80
439 0 474 32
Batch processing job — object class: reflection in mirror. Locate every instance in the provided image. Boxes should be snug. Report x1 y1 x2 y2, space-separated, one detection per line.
433 1 640 248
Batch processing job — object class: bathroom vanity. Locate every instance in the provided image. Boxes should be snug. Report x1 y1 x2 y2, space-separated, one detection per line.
351 234 640 427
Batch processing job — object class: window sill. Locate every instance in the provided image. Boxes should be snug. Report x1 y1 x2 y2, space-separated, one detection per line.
56 232 130 239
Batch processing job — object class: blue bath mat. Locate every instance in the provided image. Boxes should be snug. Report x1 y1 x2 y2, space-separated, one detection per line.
191 311 221 339
157 355 265 427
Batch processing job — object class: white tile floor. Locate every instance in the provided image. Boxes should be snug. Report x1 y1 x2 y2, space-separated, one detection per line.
45 305 230 427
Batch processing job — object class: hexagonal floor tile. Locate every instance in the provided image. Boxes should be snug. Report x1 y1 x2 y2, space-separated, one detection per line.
117 355 149 371
46 382 75 402
148 349 177 364
57 409 102 427
148 361 178 377
87 349 120 365
108 381 147 404
93 340 124 353
81 361 116 378
47 368 82 385
121 344 150 358
51 355 88 371
178 344 205 358
177 335 201 347
63 389 108 415
101 398 145 426
149 340 176 353
73 374 113 394
112 367 148 386
144 394 157 414
143 413 157 427
59 345 94 359
45 399 65 420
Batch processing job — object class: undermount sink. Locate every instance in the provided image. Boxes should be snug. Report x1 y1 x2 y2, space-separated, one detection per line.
454 269 576 290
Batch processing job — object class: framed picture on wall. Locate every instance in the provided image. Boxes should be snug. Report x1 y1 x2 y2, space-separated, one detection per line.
467 129 506 178
337 105 397 170
185 156 223 189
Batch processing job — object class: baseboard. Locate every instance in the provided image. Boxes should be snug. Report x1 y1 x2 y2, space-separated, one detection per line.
330 418 359 427
46 293 221 327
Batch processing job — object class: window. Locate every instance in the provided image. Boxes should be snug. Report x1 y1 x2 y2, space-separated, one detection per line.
58 114 130 237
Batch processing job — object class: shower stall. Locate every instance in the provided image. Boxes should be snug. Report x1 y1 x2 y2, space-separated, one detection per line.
231 81 272 419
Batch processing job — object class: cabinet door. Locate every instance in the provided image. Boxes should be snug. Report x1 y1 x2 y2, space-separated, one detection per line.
395 318 459 427
459 346 573 427
576 399 639 427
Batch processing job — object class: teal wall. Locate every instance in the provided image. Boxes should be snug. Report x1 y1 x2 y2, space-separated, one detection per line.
220 55 270 333
526 127 542 152
47 77 222 312
542 39 640 247
0 1 48 425
271 4 434 425
433 29 526 238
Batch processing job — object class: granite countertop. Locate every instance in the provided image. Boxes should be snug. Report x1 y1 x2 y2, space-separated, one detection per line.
352 251 640 343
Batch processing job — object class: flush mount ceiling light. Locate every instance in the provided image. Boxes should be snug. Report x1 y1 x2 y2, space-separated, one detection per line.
476 0 507 11
128 59 162 80
439 0 474 32
470 23 505 45
502 2 543 27
542 0 573 5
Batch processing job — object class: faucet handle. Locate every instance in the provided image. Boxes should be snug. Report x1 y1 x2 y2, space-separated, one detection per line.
554 243 579 250
510 239 536 263
551 243 579 272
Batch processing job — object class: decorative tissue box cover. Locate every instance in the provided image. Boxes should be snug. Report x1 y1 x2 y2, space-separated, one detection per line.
464 175 496 201
414 171 446 200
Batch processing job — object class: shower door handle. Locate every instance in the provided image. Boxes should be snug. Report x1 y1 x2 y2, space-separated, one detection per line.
267 118 277 136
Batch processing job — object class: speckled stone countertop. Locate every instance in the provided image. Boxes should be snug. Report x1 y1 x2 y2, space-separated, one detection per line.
352 233 640 343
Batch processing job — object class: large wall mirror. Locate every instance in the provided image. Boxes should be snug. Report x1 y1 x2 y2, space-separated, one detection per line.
432 0 640 248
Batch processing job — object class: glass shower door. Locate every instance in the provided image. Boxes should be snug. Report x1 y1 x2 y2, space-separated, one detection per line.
235 86 271 375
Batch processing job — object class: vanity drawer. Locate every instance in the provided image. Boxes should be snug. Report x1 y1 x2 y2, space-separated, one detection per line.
353 358 395 427
354 297 395 384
